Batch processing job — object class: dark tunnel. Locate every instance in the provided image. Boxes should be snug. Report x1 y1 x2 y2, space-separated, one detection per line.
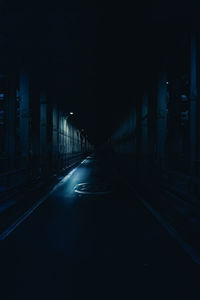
1 1 200 299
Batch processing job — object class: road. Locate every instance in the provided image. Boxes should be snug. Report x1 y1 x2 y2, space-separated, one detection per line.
0 154 198 300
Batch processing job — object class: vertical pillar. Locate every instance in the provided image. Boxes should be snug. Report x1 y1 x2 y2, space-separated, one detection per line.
82 135 85 153
141 94 149 173
60 112 64 168
136 99 142 174
58 109 62 169
156 72 168 168
67 122 70 157
7 73 16 169
197 35 200 177
66 118 69 165
52 104 58 172
148 84 157 162
40 91 47 175
59 111 61 168
78 131 81 153
189 34 197 174
147 79 158 180
58 110 62 169
64 116 67 166
19 71 30 169
84 137 86 153
31 81 40 179
70 125 72 154
76 131 78 153
47 102 53 175
132 108 136 156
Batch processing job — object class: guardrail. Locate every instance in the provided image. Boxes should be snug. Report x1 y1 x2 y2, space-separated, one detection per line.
0 153 86 192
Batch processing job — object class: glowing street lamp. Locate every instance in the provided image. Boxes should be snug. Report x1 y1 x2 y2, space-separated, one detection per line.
65 112 74 121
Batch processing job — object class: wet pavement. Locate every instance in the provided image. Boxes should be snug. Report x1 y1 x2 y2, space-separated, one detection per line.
0 154 199 299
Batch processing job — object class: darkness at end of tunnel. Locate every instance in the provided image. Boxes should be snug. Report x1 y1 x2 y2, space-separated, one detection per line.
0 0 199 144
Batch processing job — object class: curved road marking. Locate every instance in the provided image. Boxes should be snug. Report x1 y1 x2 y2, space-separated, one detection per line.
0 158 89 240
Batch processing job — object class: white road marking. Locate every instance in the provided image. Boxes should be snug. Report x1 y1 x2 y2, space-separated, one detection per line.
127 183 200 265
74 183 112 195
0 158 89 240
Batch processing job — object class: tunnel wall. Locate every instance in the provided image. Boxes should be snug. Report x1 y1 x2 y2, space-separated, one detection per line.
0 70 93 191
110 33 200 200
111 71 179 181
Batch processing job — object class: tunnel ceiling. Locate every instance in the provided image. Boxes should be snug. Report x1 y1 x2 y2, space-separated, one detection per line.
0 0 199 144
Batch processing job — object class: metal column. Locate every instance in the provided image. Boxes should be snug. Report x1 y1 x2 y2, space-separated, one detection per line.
6 73 16 169
40 91 47 176
189 34 197 174
156 72 168 169
19 71 30 169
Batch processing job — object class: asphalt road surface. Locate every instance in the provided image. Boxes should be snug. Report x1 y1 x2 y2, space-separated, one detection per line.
0 154 199 300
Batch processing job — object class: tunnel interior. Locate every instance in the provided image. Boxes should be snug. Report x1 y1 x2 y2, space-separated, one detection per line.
1 1 200 299
0 0 193 147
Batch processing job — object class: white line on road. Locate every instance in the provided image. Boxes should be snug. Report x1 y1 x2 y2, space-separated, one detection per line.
0 158 89 240
128 184 200 265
